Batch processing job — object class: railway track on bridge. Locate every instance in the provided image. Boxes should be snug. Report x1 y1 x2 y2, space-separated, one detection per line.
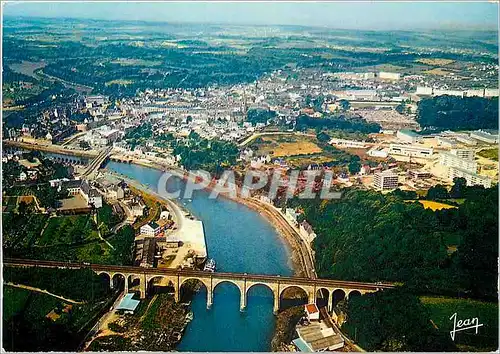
4 258 394 291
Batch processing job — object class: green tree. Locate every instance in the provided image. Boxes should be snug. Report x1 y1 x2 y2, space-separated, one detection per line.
450 177 467 198
339 99 351 112
343 288 456 351
426 185 450 200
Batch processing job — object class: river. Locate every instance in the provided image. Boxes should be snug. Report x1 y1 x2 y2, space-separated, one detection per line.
106 161 294 351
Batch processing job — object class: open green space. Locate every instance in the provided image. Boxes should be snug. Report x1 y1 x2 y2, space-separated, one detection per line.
3 284 113 351
478 148 498 161
38 214 98 246
4 267 112 302
421 296 498 351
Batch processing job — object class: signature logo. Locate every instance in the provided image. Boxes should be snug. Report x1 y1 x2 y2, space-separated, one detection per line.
449 312 484 341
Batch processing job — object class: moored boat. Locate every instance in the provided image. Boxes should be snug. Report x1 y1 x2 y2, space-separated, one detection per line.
203 258 216 272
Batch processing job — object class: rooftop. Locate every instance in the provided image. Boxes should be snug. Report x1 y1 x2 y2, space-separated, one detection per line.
116 293 140 312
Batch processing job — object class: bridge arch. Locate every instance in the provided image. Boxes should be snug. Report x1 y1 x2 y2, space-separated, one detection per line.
331 288 346 309
347 290 362 299
245 283 275 312
147 275 176 297
246 282 274 295
213 280 243 310
279 285 310 312
316 288 330 309
179 277 209 306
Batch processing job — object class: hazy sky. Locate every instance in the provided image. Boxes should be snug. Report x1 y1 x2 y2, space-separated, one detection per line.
3 1 499 30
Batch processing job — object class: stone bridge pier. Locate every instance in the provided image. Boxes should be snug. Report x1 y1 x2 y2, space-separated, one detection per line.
95 271 382 315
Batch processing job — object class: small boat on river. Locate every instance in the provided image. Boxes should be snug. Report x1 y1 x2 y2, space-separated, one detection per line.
203 259 216 272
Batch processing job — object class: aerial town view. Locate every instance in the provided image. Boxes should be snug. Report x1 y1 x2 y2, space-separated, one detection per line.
1 2 499 352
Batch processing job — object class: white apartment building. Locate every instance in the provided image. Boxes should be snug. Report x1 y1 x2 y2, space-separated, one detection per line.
378 72 401 80
439 152 477 173
449 167 492 188
373 170 399 190
329 138 367 149
450 149 475 161
389 144 433 158
140 222 162 237
415 86 433 96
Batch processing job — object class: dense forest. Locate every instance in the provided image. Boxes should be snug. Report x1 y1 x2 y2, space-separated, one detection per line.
295 114 381 134
288 182 498 350
417 96 499 130
289 182 498 299
246 108 277 126
342 288 456 351
172 132 239 174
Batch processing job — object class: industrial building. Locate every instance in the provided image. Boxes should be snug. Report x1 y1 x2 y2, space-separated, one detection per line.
455 135 477 146
378 72 401 80
437 137 457 148
397 130 422 144
470 130 499 144
368 148 388 158
389 144 433 158
373 170 399 190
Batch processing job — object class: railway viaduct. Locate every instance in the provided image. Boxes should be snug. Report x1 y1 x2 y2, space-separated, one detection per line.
5 259 395 314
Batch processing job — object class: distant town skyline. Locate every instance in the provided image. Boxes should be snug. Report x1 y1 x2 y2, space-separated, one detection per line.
3 1 499 31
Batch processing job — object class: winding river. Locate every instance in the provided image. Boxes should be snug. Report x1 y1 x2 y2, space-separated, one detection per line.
106 161 294 351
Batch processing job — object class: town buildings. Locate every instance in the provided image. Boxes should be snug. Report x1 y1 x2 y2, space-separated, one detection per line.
449 167 492 188
389 144 433 159
373 170 399 190
439 152 478 173
396 129 422 144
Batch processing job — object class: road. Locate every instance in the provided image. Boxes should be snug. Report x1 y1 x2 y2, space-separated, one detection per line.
105 170 186 232
4 282 85 304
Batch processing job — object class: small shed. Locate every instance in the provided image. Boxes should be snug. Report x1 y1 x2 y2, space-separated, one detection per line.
116 293 140 314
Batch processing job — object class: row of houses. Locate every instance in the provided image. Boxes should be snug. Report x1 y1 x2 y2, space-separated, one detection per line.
50 178 103 208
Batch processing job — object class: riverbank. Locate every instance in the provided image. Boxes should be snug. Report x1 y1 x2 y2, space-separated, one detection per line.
105 159 309 277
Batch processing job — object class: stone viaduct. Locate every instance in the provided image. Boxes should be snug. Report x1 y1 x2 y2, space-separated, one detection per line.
5 258 395 314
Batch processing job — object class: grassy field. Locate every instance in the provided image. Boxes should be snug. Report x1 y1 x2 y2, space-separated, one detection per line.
3 286 31 322
105 79 133 86
3 285 112 351
255 135 322 158
416 58 455 66
421 296 498 352
418 200 458 211
423 68 450 76
38 214 97 246
478 148 498 161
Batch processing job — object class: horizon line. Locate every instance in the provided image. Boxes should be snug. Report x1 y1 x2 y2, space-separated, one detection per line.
3 13 499 33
